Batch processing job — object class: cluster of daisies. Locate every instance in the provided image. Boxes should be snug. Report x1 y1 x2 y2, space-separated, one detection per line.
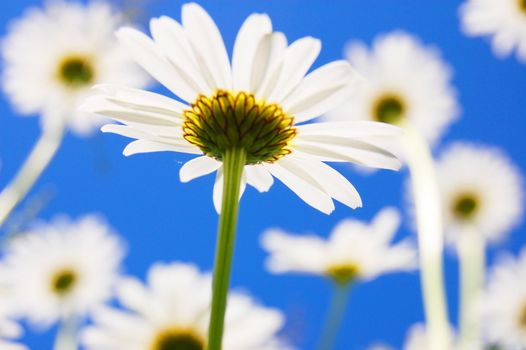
0 0 525 349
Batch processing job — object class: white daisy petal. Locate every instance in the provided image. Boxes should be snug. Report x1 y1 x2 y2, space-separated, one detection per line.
116 27 197 102
213 168 247 214
293 138 401 170
245 165 274 192
287 154 362 209
213 167 224 213
283 60 361 123
149 17 212 95
182 3 232 90
82 97 183 126
92 84 188 115
123 140 199 156
265 158 334 214
296 121 402 138
179 156 222 183
232 14 273 91
254 32 288 97
267 36 321 102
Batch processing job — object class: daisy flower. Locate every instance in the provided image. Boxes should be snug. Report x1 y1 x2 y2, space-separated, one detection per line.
460 0 526 62
1 214 125 327
81 2 402 214
1 1 148 135
482 248 526 349
82 262 290 350
436 142 524 244
261 207 417 284
325 31 458 148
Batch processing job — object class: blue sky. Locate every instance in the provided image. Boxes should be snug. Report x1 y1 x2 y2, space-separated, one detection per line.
1 0 525 349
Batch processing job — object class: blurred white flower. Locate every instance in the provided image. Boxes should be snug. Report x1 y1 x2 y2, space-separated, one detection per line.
437 142 524 244
482 248 526 349
261 207 417 284
1 215 125 327
82 262 290 350
325 31 458 148
460 0 526 62
81 2 402 214
0 280 26 350
1 1 148 135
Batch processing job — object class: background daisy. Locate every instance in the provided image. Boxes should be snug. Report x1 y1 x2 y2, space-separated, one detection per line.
324 31 459 148
1 214 125 327
261 207 417 283
1 1 148 135
83 262 290 350
460 0 526 62
482 248 526 349
436 142 524 244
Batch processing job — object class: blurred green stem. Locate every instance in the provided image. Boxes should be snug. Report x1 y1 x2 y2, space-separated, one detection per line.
402 125 451 350
0 123 65 228
53 315 77 350
207 148 246 350
458 228 485 350
316 283 351 350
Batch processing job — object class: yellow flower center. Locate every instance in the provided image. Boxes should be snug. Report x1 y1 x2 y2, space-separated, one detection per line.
518 0 526 13
57 55 94 88
151 328 205 350
452 192 479 221
51 269 77 295
372 94 406 125
519 303 526 330
182 90 297 165
326 263 360 285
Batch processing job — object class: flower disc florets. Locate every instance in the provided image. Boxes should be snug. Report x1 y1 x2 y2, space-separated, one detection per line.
183 90 297 165
151 329 205 350
373 94 405 125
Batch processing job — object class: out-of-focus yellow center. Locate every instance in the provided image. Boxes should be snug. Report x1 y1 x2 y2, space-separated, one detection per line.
57 55 94 87
519 303 526 329
182 90 297 165
372 94 405 125
326 263 360 284
151 328 205 350
51 269 77 295
452 192 479 221
519 0 526 13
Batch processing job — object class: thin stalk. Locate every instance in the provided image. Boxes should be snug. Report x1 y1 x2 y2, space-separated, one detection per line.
316 283 351 350
207 148 246 350
402 125 451 350
0 124 65 228
458 228 485 350
53 316 78 350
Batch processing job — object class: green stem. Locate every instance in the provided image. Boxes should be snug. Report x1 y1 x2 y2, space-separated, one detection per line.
402 126 451 350
458 229 485 350
316 283 351 350
53 315 78 350
0 124 65 228
207 148 246 350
